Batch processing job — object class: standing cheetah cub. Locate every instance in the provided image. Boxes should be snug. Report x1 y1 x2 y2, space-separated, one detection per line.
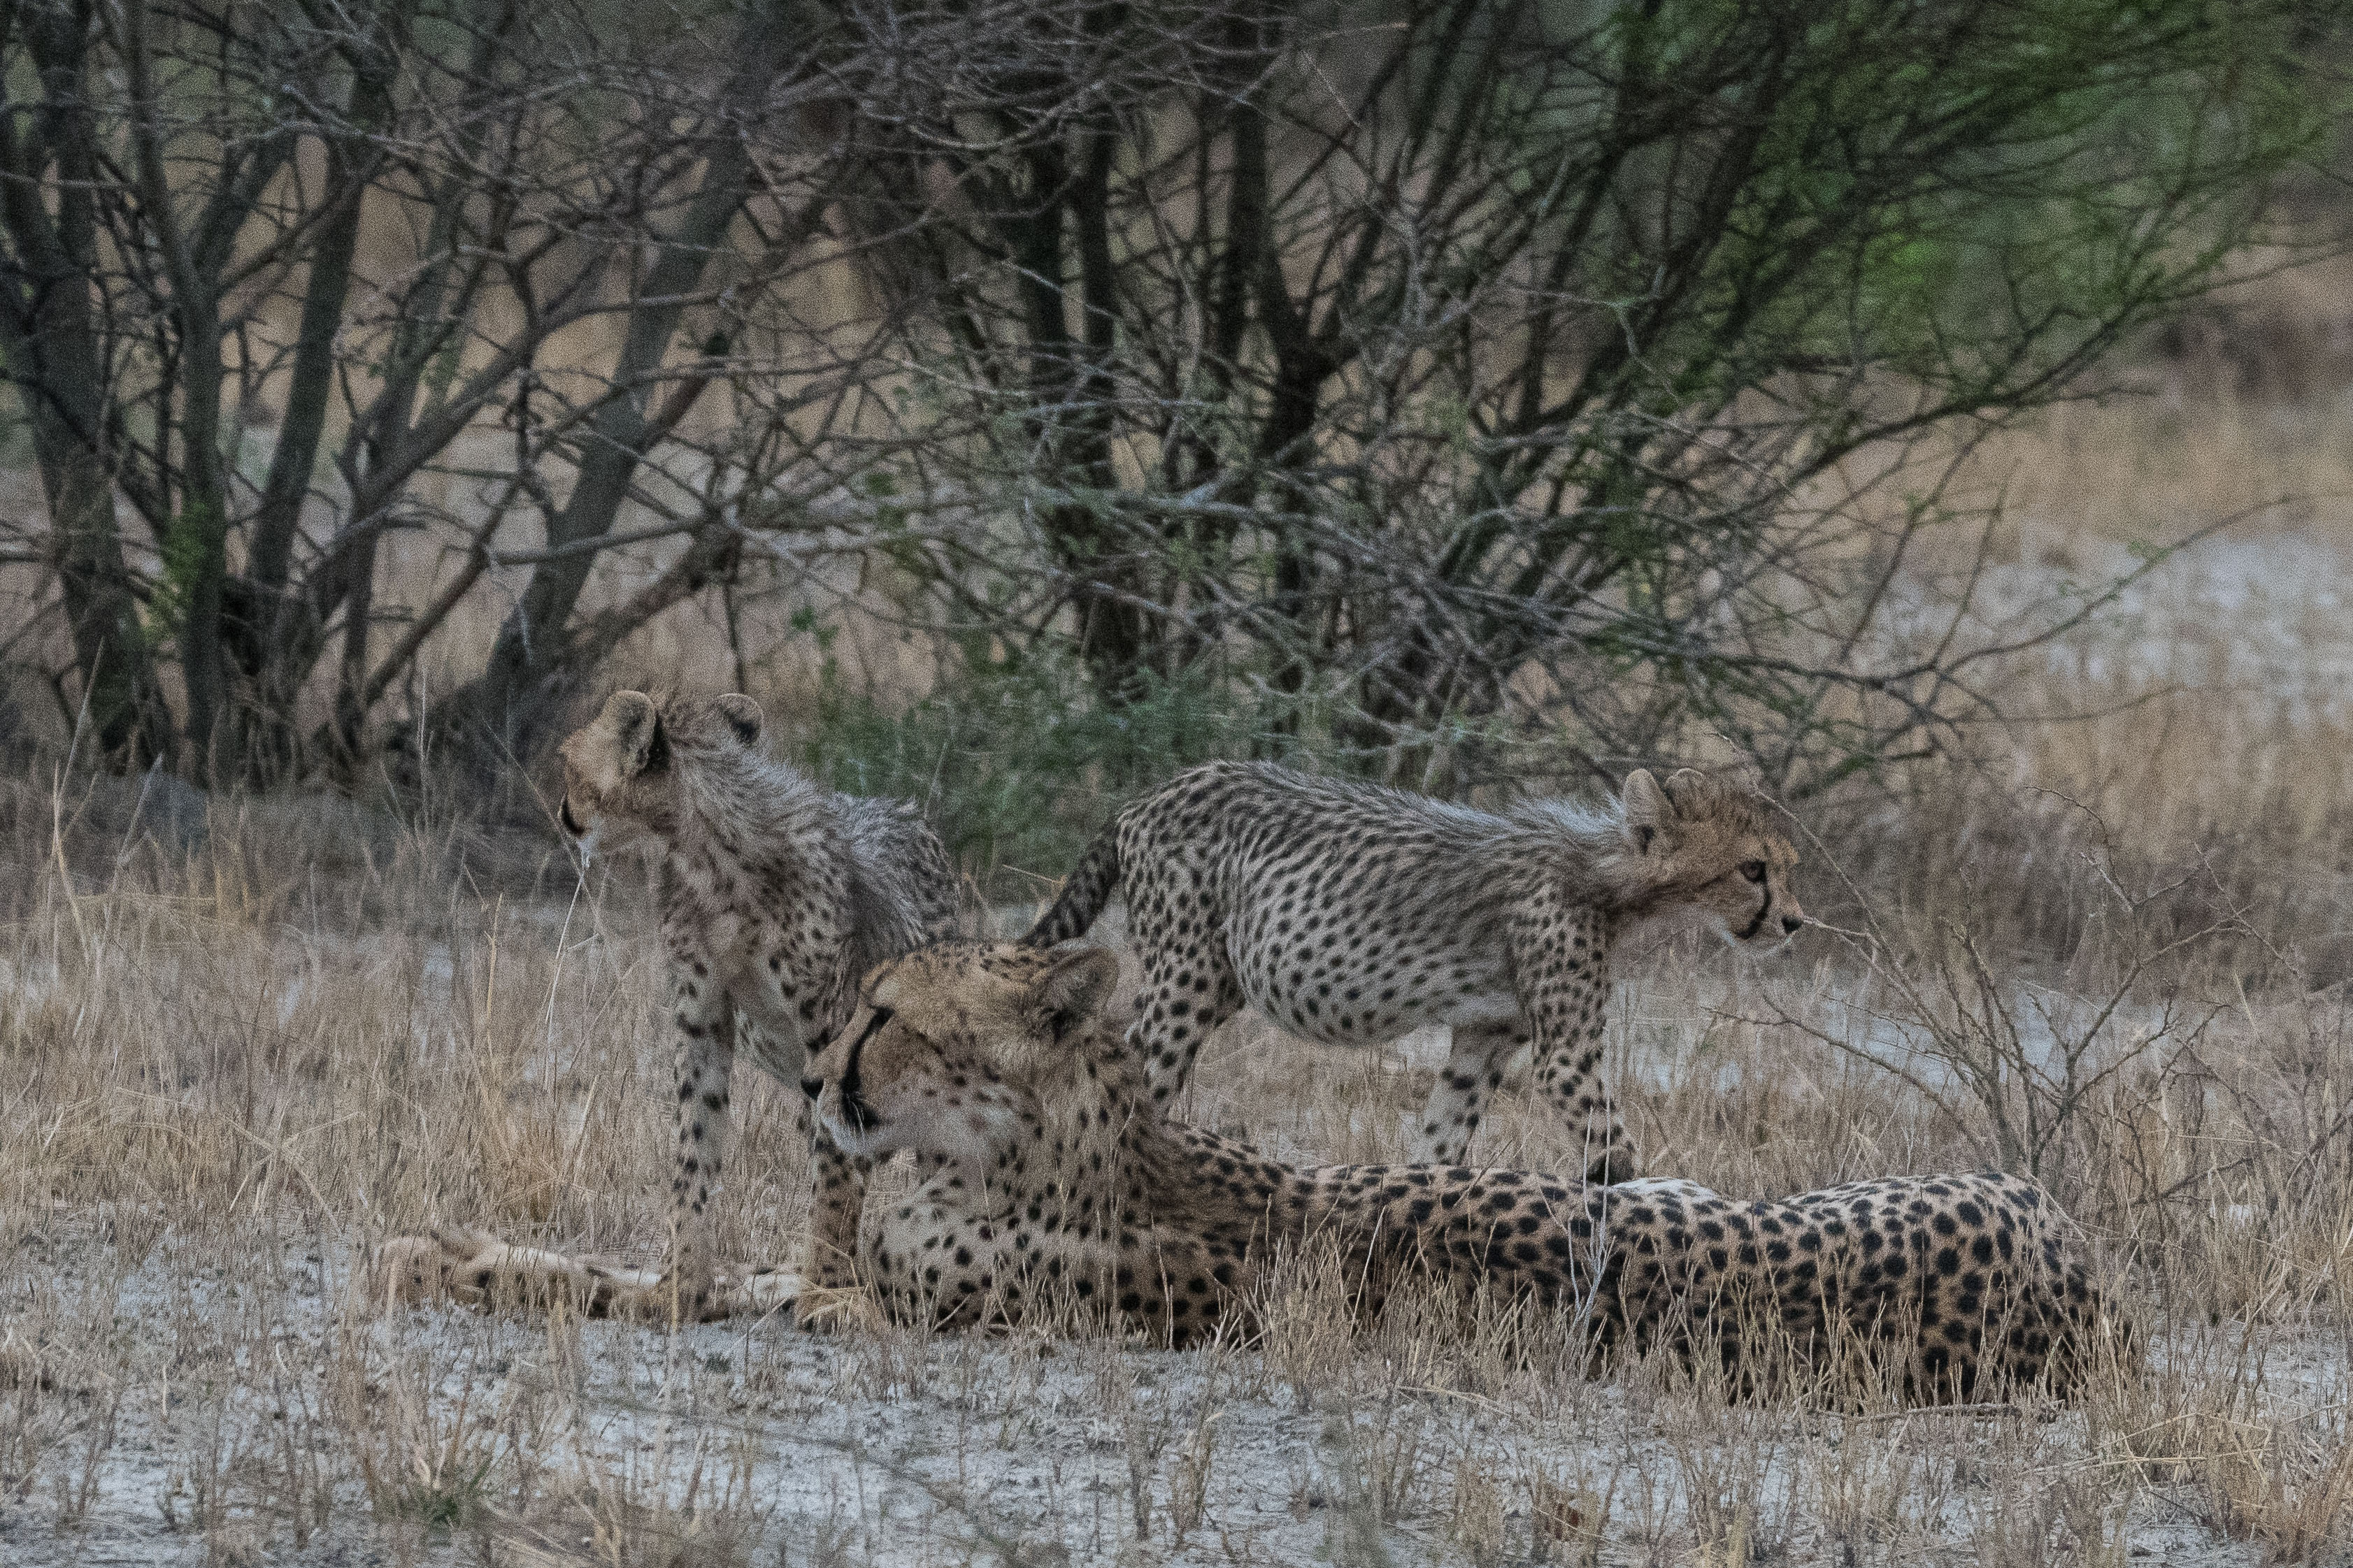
1022 761 1803 1181
555 689 956 1315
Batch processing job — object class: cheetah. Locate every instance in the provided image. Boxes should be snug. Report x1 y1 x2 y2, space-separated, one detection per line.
552 689 957 1314
387 942 2130 1402
1021 761 1805 1181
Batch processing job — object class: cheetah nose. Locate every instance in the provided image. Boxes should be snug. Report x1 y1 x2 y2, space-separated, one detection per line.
1781 914 1804 935
799 1076 824 1100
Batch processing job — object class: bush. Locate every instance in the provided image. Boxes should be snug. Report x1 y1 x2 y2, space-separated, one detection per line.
799 652 1285 901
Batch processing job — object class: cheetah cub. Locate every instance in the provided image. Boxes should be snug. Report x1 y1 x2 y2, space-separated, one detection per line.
1022 761 1803 1181
555 689 957 1315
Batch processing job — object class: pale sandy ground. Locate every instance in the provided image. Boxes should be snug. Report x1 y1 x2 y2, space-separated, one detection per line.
1 1128 2315 1568
3 905 2336 1568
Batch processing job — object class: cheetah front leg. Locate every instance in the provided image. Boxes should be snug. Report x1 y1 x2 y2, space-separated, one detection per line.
1510 895 1636 1185
802 1125 871 1297
782 1069 959 1323
662 954 738 1320
1411 1019 1524 1166
371 1228 815 1325
866 1191 1018 1332
1526 1017 1635 1187
866 1187 1173 1339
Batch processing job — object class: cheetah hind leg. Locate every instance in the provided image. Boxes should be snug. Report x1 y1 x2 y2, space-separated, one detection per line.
1129 961 1247 1109
1409 1020 1523 1166
366 1228 838 1327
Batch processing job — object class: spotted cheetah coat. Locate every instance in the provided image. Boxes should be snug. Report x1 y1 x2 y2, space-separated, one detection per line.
1022 761 1804 1181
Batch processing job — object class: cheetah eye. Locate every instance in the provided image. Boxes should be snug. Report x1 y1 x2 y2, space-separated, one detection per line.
1739 861 1766 884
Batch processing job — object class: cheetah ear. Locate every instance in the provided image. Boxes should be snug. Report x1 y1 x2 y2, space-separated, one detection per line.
1033 947 1120 1040
603 691 668 779
713 693 764 748
1620 768 1671 854
1662 767 1714 809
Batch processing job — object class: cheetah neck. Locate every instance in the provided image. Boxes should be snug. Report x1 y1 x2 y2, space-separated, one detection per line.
1494 806 1726 922
654 740 839 908
1485 805 1637 912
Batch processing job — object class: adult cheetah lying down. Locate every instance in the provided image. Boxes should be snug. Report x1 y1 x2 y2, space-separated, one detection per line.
379 944 2130 1401
1022 761 1805 1181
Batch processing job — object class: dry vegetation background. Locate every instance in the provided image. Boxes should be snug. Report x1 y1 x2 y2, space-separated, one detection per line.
4 247 2353 1566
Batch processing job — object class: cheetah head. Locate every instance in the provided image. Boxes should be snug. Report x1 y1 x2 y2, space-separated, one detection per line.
800 941 1122 1167
554 690 763 861
1617 767 1805 951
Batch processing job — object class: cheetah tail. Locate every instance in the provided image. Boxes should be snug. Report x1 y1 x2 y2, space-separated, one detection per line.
1019 823 1121 947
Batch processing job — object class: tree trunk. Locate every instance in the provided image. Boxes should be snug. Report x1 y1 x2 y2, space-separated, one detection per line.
245 21 401 781
0 0 168 766
436 0 789 763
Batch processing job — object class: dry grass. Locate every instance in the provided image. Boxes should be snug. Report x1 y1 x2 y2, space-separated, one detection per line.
10 345 2353 1562
5 726 2353 1565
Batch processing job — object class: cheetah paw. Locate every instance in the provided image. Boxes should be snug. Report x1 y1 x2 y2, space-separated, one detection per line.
367 1228 618 1315
366 1228 503 1310
785 1282 882 1335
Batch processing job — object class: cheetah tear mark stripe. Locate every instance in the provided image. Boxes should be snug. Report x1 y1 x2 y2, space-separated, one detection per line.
1736 888 1773 941
837 1006 892 1130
